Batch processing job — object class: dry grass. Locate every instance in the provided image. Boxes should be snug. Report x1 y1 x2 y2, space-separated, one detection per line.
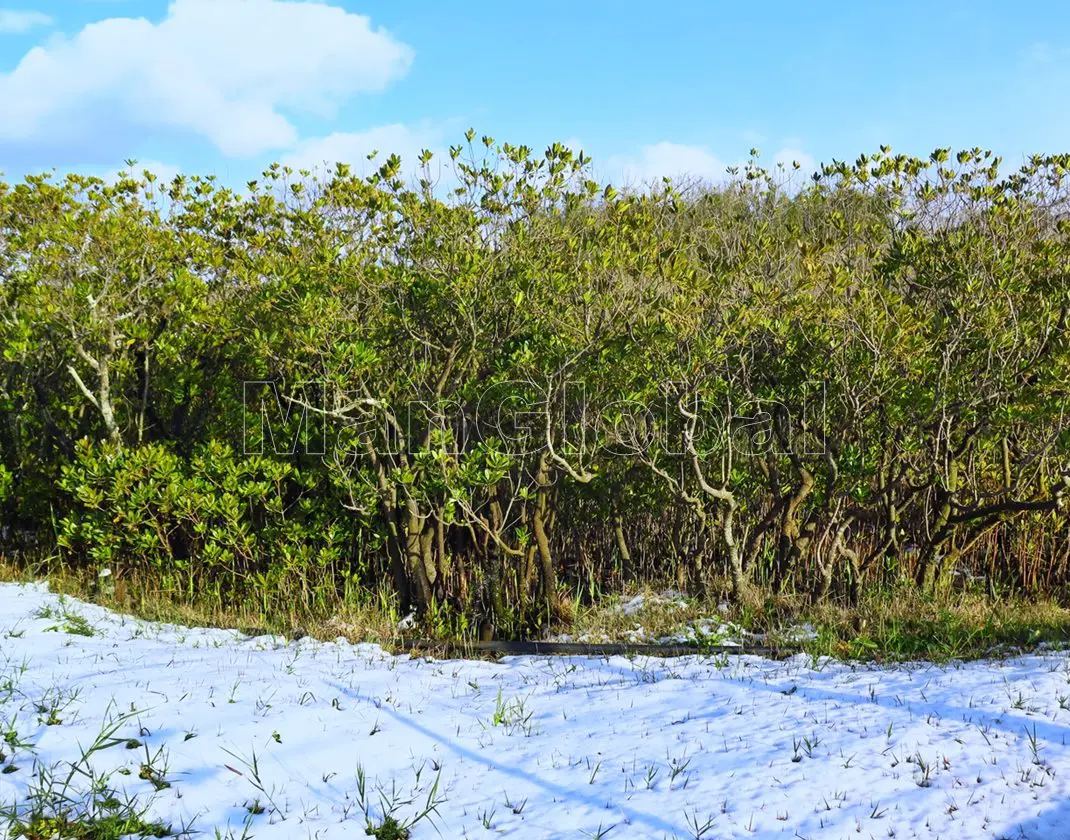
4 556 1070 662
0 555 404 646
566 588 715 642
796 589 1070 661
566 581 1070 662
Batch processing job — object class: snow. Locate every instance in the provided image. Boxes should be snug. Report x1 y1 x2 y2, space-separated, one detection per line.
553 592 817 648
2 582 1070 839
615 590 689 616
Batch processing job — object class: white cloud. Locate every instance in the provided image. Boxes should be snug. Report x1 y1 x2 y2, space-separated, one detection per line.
560 137 585 154
283 128 608 194
605 142 728 187
95 159 183 185
773 147 816 175
604 141 818 189
282 122 455 183
0 0 413 158
0 10 53 34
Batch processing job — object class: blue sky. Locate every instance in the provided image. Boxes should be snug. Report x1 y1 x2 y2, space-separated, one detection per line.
1 0 1067 187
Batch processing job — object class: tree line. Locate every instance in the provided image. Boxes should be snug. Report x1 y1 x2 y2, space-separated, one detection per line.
2 134 1069 635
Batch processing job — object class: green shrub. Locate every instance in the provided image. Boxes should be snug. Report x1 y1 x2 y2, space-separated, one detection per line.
56 439 352 601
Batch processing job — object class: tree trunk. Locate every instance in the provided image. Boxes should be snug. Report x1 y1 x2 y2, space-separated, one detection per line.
403 500 434 613
434 510 448 601
533 454 560 614
614 516 633 580
722 504 751 602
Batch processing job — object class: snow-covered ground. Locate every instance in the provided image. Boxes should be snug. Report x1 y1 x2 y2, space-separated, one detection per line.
1 583 1069 839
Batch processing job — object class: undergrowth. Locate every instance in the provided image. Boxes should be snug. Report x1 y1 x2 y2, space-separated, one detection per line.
3 556 1069 663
